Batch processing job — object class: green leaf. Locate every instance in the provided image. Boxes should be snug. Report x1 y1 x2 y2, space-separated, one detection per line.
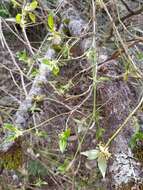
59 129 71 153
129 131 143 149
48 14 54 31
16 50 28 62
52 65 59 76
97 154 107 178
29 12 36 23
42 58 53 72
129 118 142 149
34 178 48 187
42 58 51 65
0 9 9 18
81 149 99 160
28 160 48 177
16 13 22 24
62 128 71 138
58 159 69 173
29 0 38 11
42 59 59 76
3 123 17 132
59 139 67 153
3 123 23 140
30 68 39 78
137 52 143 61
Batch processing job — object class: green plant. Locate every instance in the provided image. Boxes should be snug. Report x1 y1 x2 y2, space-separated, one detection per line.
47 13 61 44
0 8 9 18
3 123 23 143
42 58 59 76
137 51 143 61
129 118 143 149
16 50 33 65
33 178 48 187
28 160 48 178
81 143 111 178
59 128 71 153
57 159 70 174
15 0 38 27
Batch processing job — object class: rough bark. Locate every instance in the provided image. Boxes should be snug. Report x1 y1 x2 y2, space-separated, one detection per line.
97 60 143 189
60 1 143 189
0 48 55 153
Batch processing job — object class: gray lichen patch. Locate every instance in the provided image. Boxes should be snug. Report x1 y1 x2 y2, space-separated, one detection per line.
110 151 142 188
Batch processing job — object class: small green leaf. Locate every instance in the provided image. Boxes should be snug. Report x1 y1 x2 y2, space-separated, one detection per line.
129 131 143 149
42 58 53 72
3 123 23 141
16 50 28 62
52 65 59 76
29 0 38 11
48 14 54 31
81 149 99 160
30 68 39 78
3 123 17 132
58 159 69 173
34 178 48 187
97 154 107 178
29 12 36 23
42 58 51 65
42 59 59 76
63 128 71 138
16 13 22 24
0 9 9 18
59 129 71 153
59 139 67 153
137 52 143 61
129 118 142 149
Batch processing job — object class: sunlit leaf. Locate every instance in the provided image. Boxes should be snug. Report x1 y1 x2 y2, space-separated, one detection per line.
16 13 22 24
58 159 69 173
52 65 59 76
81 149 99 160
137 52 143 61
97 154 107 178
42 58 51 65
59 129 71 153
3 123 17 132
29 0 38 11
48 14 54 31
29 12 36 23
59 139 67 153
